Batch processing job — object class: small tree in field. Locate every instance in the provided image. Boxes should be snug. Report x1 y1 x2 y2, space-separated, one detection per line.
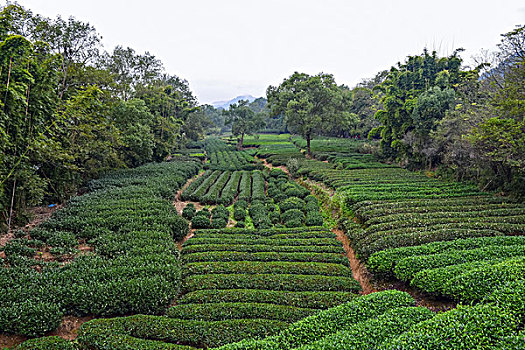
267 72 348 156
223 100 264 150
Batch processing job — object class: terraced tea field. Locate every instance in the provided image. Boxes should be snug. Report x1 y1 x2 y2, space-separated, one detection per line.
2 135 524 349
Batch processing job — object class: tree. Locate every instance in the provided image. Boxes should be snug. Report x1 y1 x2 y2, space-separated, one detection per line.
111 99 155 166
223 100 264 150
373 49 463 162
267 72 348 156
31 15 102 99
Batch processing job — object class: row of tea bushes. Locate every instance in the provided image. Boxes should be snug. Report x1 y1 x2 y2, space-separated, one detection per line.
368 235 525 303
1 161 199 337
207 150 259 171
169 226 360 346
191 205 230 229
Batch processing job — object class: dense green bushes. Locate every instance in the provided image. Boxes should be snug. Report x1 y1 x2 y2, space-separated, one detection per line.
378 304 519 350
77 316 287 349
215 290 415 350
297 307 434 350
367 235 525 303
368 235 525 274
14 336 77 350
183 261 351 277
176 225 358 345
183 274 361 293
178 290 357 309
1 161 197 337
182 251 349 265
0 301 62 337
167 302 318 322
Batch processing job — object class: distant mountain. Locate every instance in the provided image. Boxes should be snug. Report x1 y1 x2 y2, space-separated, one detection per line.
212 95 257 110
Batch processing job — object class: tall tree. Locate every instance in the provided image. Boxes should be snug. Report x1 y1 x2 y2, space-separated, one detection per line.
223 100 264 150
267 72 349 156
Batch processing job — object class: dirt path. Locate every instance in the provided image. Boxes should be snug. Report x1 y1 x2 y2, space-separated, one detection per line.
332 228 377 294
0 315 93 348
173 173 205 215
257 157 290 175
1 204 63 249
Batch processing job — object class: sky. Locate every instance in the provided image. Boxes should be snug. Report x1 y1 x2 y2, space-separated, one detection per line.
8 0 525 104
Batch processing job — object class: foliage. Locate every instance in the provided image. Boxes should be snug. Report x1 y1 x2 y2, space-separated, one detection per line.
223 100 265 149
267 72 351 155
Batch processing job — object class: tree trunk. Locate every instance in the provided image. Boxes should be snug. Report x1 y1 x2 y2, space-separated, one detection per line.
7 178 16 233
306 134 311 157
238 133 244 151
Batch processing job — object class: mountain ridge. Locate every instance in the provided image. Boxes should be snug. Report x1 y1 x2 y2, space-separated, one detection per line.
211 95 257 109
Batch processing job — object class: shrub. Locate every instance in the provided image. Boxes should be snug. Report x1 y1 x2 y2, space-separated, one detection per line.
77 316 287 349
379 304 519 350
280 197 306 212
216 290 415 350
0 301 63 337
192 215 211 229
15 337 76 350
305 213 324 226
182 204 196 220
212 205 229 220
298 307 434 350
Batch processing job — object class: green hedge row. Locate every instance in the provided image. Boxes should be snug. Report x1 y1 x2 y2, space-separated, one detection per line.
355 227 502 259
182 251 349 265
167 302 318 322
184 237 341 247
378 304 519 350
352 196 513 218
192 231 335 240
443 257 525 302
77 316 288 349
251 171 266 201
221 171 242 205
182 243 344 255
297 306 434 350
182 274 361 293
365 217 525 235
365 207 525 226
410 259 503 295
238 171 252 201
184 170 222 202
393 244 525 281
180 170 211 201
201 171 232 204
215 290 415 350
368 235 525 274
192 226 328 237
208 150 257 171
178 290 357 309
182 261 351 277
13 336 77 350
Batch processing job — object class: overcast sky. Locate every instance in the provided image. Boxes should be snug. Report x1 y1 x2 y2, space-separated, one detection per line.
10 0 525 104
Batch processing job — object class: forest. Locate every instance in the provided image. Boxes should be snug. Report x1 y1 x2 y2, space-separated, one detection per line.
0 2 524 350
